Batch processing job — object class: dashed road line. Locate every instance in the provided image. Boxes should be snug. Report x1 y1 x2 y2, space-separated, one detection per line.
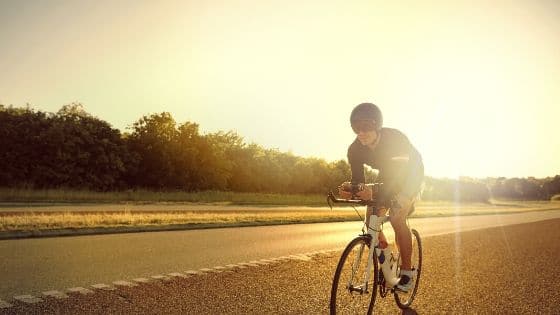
0 299 13 308
92 283 116 291
249 260 269 265
185 270 201 275
1 249 339 308
168 272 188 278
151 275 172 281
133 278 151 283
226 264 246 269
13 295 43 304
43 290 69 299
113 280 138 287
289 254 312 261
67 287 94 295
238 262 259 267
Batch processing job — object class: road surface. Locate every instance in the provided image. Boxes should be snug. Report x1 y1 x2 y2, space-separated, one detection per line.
1 210 559 302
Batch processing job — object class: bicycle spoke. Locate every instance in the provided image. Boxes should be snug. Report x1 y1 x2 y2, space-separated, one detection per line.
330 236 377 315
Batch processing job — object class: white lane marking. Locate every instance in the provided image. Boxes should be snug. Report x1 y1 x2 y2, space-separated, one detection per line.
238 262 259 267
113 280 138 287
92 283 116 291
249 260 269 265
168 272 188 278
151 275 172 281
133 278 151 283
68 287 94 295
185 270 201 275
289 254 312 261
43 290 69 299
226 264 247 269
13 295 43 304
0 299 13 308
0 249 339 309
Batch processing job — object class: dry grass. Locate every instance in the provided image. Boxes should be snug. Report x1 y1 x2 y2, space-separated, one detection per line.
1 200 559 233
0 210 360 232
0 188 326 206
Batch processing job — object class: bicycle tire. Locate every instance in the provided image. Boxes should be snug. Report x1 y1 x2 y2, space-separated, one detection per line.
330 235 378 315
394 228 422 309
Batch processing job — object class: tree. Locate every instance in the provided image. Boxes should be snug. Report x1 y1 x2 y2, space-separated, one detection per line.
126 112 179 189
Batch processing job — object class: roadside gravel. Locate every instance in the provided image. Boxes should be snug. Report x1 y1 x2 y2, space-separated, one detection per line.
3 219 560 314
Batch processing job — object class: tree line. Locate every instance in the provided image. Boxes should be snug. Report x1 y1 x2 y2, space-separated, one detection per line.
1 104 559 202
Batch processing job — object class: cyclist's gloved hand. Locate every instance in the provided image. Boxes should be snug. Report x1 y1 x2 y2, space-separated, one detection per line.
356 185 374 201
338 182 352 199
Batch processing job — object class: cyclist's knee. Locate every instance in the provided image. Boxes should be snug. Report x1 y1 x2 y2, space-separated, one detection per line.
389 209 408 228
390 205 406 219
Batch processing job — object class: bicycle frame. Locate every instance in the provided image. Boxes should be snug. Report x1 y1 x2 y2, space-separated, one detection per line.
367 213 400 288
328 188 423 312
327 191 400 291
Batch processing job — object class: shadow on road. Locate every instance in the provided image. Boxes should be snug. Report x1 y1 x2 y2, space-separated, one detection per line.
402 307 418 315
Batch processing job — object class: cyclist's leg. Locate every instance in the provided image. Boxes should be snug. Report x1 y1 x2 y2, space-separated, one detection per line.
365 206 390 248
377 207 390 248
389 195 414 270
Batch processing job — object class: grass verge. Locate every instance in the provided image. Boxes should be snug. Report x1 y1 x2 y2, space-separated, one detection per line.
1 200 559 239
0 188 327 206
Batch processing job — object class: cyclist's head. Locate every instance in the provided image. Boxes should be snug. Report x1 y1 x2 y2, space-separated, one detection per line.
350 103 383 134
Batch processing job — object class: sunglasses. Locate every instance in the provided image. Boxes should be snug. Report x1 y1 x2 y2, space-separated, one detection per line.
351 120 377 133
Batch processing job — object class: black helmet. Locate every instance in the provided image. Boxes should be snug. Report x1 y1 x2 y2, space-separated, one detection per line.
350 103 383 131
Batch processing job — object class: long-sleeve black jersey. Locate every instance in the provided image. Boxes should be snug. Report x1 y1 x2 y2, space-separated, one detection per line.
347 128 424 203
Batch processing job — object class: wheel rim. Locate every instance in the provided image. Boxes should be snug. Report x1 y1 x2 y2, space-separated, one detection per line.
332 238 377 314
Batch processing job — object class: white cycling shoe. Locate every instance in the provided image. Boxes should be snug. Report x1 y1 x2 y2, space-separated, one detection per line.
395 274 413 292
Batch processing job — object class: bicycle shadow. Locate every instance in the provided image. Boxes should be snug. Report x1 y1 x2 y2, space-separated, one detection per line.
402 308 418 315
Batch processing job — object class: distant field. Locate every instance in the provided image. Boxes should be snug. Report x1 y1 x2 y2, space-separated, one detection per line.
0 188 326 206
0 197 559 236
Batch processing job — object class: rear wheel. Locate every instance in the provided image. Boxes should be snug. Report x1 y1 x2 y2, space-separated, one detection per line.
330 235 378 315
394 228 422 309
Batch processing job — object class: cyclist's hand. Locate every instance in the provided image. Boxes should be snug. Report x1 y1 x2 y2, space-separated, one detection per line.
356 185 373 201
338 182 352 199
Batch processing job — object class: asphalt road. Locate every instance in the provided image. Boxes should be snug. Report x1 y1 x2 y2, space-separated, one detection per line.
1 210 560 302
3 217 560 314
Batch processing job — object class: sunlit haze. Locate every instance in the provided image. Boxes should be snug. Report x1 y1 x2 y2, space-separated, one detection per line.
1 0 559 178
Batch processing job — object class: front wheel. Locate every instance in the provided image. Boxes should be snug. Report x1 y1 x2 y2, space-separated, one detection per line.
394 228 422 309
330 235 378 315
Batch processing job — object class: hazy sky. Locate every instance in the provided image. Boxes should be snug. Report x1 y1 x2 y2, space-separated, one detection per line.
1 0 559 178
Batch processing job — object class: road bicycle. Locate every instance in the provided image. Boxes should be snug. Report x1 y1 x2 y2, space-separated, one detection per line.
327 184 422 314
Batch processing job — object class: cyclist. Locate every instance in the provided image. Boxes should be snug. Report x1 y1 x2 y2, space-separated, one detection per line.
339 102 424 292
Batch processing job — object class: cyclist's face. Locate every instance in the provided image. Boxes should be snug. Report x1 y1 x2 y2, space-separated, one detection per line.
352 120 378 146
356 129 378 146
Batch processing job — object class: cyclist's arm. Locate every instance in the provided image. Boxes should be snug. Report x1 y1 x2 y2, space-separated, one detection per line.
400 143 424 200
347 142 366 184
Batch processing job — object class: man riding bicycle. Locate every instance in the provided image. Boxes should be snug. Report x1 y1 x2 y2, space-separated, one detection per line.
338 102 424 292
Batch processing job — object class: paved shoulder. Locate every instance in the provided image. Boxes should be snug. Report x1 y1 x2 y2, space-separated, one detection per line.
3 218 560 314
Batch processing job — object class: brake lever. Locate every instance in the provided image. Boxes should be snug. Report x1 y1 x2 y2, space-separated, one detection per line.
327 191 335 210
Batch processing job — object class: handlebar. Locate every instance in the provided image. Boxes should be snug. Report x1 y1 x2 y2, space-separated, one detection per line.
326 191 377 209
